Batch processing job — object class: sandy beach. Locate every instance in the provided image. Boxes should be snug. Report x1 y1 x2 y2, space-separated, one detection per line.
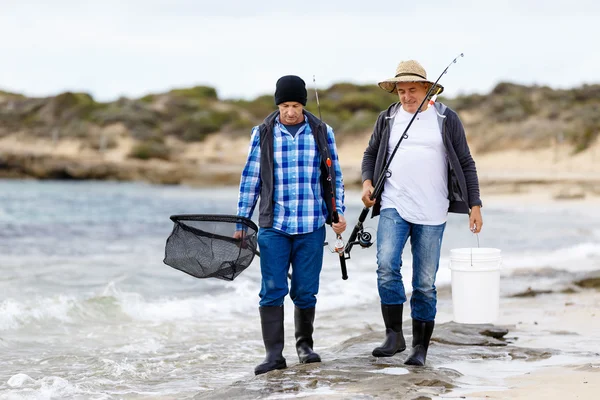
461 366 600 400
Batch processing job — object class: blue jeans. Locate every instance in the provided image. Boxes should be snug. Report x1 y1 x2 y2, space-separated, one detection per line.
376 208 446 322
257 226 325 308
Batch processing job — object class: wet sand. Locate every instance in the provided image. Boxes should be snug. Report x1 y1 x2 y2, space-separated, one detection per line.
459 365 600 400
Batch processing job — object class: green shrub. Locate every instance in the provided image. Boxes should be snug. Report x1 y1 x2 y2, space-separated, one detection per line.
229 115 256 132
39 92 102 123
90 99 159 134
231 95 274 119
323 82 383 100
139 94 156 103
571 126 598 154
572 85 600 102
489 95 535 123
129 138 170 160
491 82 529 96
0 89 25 99
338 93 391 113
169 86 218 100
445 94 486 111
163 109 240 141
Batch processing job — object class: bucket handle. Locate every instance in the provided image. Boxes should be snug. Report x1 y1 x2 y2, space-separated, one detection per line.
471 233 480 267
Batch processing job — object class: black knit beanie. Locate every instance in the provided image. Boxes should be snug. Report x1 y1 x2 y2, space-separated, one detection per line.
274 75 307 106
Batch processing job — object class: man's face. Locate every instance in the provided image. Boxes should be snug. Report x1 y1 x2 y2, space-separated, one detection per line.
396 82 429 114
278 102 304 125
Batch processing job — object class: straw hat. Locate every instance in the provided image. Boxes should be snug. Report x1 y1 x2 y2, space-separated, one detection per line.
378 60 444 95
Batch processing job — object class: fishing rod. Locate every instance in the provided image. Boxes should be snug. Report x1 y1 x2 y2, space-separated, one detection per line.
344 53 465 259
313 75 348 280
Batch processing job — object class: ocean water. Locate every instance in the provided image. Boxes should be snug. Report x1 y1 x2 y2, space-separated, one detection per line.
1 179 599 399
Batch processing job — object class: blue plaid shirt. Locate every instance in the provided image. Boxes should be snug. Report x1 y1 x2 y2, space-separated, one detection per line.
237 115 345 235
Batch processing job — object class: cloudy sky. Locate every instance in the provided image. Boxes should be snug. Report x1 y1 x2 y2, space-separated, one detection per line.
1 0 598 101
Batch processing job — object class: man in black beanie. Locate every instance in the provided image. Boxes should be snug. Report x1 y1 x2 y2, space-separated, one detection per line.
235 75 347 375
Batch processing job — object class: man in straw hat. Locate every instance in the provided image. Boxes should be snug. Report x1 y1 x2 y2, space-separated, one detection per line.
361 60 483 366
236 75 347 375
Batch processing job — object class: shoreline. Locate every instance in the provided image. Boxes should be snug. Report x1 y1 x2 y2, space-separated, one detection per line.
2 155 600 198
2 131 600 197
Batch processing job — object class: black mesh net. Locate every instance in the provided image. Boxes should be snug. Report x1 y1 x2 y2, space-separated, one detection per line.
163 214 259 281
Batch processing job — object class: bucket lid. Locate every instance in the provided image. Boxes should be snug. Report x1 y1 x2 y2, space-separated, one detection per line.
449 248 502 262
450 248 501 256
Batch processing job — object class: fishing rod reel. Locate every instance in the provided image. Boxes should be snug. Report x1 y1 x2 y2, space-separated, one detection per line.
346 227 375 249
356 229 374 248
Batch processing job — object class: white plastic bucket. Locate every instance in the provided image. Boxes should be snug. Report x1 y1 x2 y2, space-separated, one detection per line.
448 248 502 324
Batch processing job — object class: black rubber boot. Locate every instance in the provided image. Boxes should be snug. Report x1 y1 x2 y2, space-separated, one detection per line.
404 319 435 366
294 307 321 363
254 306 287 375
372 304 407 357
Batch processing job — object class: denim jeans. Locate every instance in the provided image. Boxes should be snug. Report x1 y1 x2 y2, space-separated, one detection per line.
257 226 325 308
376 208 446 321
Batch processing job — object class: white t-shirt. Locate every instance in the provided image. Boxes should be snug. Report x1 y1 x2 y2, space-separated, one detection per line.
380 106 449 225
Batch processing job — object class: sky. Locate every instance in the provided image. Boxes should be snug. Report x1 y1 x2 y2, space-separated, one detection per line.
1 0 599 102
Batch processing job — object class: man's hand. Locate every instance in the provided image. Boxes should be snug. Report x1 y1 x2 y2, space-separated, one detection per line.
469 206 483 234
362 180 376 208
332 214 346 235
233 230 248 248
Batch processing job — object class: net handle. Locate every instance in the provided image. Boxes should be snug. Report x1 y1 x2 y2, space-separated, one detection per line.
169 214 259 231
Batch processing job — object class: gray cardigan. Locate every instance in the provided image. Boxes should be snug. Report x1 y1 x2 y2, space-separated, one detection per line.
361 102 482 217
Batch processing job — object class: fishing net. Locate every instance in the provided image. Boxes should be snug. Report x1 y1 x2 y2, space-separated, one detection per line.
163 214 258 281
